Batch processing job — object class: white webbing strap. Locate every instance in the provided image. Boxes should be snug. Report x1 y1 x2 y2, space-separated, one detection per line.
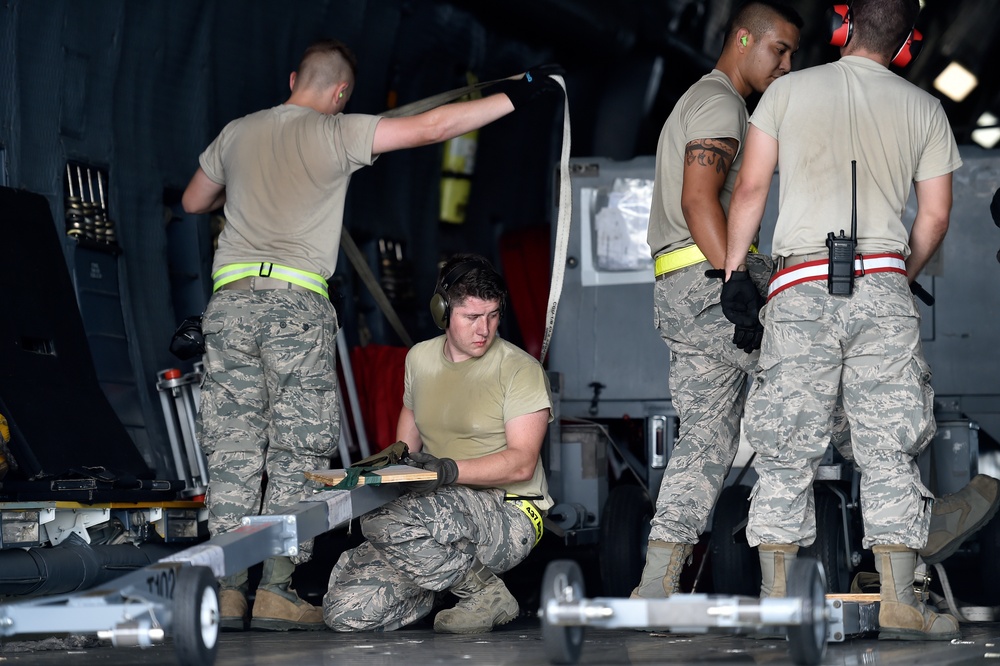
539 74 571 364
370 71 572 363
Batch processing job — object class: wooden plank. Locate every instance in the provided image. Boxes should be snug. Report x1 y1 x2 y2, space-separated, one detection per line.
827 593 880 603
306 464 438 486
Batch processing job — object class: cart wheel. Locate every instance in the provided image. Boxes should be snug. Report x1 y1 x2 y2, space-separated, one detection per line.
801 487 856 593
173 566 220 666
598 484 652 597
540 559 586 665
785 558 828 666
709 483 760 596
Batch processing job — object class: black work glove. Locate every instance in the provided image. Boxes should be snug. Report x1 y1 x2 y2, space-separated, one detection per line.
491 64 565 109
721 271 765 353
169 315 205 361
405 450 459 494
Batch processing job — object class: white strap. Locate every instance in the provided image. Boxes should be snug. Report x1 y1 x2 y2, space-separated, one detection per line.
539 74 571 363
371 71 572 362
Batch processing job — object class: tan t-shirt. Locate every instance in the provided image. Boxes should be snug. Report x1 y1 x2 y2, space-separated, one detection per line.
199 105 380 278
751 56 962 257
647 69 747 258
403 336 554 509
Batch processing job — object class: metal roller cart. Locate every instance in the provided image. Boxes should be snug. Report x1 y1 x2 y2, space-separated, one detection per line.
538 557 836 666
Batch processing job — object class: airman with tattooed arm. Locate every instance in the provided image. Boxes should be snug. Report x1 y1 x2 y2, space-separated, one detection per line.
632 0 802 601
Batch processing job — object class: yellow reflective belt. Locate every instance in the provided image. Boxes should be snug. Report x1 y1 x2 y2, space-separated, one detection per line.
212 262 329 298
654 244 758 277
506 496 544 547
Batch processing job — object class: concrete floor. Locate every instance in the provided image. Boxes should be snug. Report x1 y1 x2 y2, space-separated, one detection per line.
2 618 1000 665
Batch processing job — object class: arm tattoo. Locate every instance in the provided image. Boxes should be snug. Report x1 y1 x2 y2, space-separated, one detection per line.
685 138 739 175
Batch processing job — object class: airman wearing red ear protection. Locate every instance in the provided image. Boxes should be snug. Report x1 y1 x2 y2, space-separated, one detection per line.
723 0 966 643
828 2 923 67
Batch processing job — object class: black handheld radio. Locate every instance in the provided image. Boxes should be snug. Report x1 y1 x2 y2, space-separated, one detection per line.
826 160 858 296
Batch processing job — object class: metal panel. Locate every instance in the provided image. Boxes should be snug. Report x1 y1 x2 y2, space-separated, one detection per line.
549 157 670 412
552 148 1000 441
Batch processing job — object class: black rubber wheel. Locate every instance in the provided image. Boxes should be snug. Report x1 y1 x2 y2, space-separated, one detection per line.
173 566 220 666
786 558 828 666
598 484 652 597
800 487 854 593
540 560 586 665
709 484 760 596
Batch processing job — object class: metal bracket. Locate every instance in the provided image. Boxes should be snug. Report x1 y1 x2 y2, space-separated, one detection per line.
243 514 299 557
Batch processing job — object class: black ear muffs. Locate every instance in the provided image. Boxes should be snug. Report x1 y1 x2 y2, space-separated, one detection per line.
828 4 852 47
429 260 484 330
891 28 922 67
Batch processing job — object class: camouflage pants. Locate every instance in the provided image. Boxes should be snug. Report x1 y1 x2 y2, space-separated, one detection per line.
197 288 340 564
746 272 934 550
323 485 535 631
648 255 771 544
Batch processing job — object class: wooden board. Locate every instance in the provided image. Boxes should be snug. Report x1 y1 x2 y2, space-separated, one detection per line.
827 593 880 603
306 464 438 487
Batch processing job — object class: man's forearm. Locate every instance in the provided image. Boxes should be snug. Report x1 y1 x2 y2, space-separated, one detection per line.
724 192 766 275
906 216 948 280
685 200 729 269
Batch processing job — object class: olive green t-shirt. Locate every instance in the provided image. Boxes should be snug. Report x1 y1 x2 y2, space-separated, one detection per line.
647 69 747 258
403 336 554 509
751 56 962 257
199 105 380 278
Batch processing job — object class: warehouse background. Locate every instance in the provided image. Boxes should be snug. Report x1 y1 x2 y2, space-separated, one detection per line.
0 0 997 474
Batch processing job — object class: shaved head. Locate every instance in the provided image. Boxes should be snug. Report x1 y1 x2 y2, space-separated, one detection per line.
293 39 357 93
725 0 803 46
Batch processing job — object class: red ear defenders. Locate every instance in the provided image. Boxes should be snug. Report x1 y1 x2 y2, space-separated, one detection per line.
828 3 923 67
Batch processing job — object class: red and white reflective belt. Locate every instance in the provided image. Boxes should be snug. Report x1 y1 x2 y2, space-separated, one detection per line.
767 252 907 302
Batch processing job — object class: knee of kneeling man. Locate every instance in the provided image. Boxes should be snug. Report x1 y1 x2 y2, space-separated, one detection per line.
360 512 396 541
323 599 373 632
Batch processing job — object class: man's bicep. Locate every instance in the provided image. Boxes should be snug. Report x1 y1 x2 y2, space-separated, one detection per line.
684 137 738 176
504 409 550 456
371 116 418 155
737 125 778 187
682 138 737 198
913 172 953 221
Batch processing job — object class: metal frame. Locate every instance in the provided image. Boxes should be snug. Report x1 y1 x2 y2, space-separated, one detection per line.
538 557 860 666
0 484 401 664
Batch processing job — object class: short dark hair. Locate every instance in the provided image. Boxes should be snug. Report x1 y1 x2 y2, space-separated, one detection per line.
438 253 507 311
851 0 920 58
724 1 804 44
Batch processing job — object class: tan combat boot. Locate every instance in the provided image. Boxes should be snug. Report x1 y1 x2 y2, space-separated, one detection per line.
630 541 693 598
874 545 961 641
920 475 1000 564
433 559 519 634
749 544 799 639
759 544 798 598
218 571 249 631
251 556 326 631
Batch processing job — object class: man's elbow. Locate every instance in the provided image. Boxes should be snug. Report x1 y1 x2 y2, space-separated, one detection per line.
181 191 203 215
512 458 539 483
731 178 767 204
